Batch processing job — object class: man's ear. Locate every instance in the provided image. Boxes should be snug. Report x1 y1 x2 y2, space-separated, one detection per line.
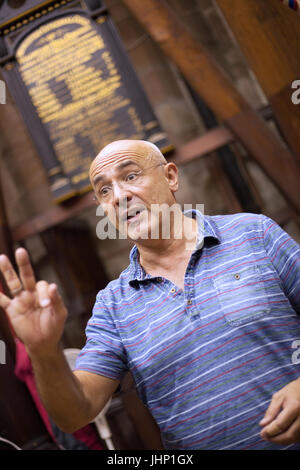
164 162 179 193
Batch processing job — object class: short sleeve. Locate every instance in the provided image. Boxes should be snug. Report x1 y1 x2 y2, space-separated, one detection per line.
261 215 300 313
74 293 128 380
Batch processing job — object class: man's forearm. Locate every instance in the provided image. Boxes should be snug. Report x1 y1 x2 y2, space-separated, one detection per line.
28 346 93 433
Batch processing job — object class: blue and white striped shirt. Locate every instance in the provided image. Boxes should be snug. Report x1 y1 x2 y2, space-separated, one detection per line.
75 211 300 449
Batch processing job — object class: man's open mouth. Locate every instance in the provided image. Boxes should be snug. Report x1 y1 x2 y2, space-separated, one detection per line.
126 209 144 223
119 205 147 224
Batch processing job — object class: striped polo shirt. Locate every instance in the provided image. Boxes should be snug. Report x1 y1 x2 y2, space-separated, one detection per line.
75 211 300 450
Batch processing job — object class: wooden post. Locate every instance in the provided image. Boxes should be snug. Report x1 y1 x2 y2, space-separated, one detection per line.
0 162 15 262
121 0 300 213
0 168 16 355
216 0 300 163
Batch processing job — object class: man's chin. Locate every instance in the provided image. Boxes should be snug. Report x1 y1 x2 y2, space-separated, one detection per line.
127 223 150 241
117 212 150 241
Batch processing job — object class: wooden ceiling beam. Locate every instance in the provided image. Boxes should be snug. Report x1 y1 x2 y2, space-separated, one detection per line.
217 0 300 163
121 0 300 212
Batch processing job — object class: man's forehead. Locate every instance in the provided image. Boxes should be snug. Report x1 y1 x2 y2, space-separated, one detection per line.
89 140 153 181
100 139 151 156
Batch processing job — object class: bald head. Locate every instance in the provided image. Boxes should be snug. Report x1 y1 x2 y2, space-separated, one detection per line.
89 140 166 186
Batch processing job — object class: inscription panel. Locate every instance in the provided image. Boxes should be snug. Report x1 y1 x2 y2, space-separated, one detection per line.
14 13 170 198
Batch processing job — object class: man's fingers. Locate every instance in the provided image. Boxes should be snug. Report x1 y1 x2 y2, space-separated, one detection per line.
0 254 23 296
0 291 11 310
49 284 67 319
259 392 283 427
261 412 300 445
9 291 35 316
15 248 36 292
37 282 67 319
261 403 298 439
36 281 67 323
36 281 51 308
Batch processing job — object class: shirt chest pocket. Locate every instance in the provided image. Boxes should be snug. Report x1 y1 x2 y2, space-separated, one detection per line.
212 265 270 327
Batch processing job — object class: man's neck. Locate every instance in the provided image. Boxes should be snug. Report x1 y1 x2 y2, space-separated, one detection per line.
136 214 198 273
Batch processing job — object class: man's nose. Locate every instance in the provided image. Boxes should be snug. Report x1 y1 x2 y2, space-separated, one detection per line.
111 181 132 206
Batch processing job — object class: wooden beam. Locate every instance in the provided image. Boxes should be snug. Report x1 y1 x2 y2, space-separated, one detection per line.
12 191 96 241
269 85 300 161
217 0 300 162
121 0 300 212
169 126 234 165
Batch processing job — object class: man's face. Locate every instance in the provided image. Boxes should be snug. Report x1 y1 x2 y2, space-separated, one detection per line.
89 141 179 241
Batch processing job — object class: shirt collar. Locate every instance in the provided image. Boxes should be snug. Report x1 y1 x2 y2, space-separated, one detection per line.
128 209 221 285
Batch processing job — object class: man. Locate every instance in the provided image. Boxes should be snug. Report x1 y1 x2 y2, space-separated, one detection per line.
0 139 300 450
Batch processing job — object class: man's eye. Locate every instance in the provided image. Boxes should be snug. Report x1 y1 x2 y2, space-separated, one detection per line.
100 187 110 196
126 172 139 182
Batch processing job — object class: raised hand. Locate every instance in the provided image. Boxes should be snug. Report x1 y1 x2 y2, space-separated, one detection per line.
0 248 67 356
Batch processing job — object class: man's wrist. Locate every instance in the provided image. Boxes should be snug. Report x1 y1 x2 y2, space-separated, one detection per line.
26 342 63 362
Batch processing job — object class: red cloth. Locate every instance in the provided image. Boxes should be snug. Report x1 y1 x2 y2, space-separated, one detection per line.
13 339 103 450
73 425 105 450
14 339 56 441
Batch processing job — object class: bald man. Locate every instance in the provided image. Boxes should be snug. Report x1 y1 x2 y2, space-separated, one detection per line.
1 139 300 450
89 139 198 258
